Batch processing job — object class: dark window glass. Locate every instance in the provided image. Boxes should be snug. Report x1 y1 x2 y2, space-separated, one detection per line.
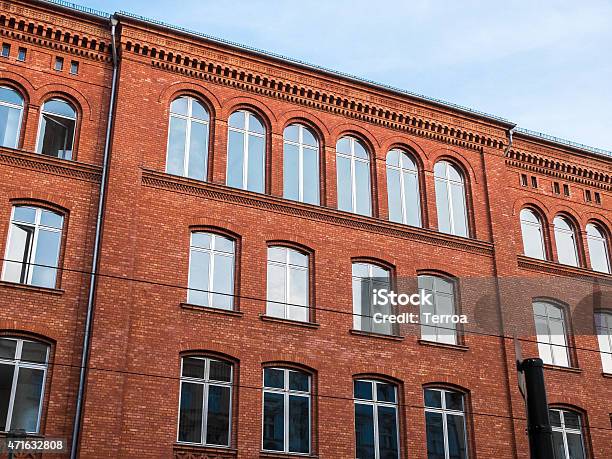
178 382 203 443
354 380 373 400
288 395 309 453
206 385 230 445
264 368 284 389
426 411 445 459
263 392 284 451
355 403 375 459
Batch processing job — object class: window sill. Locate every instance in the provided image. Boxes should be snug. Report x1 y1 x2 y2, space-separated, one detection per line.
543 364 582 374
0 280 64 296
180 303 244 318
602 372 612 379
173 443 236 458
349 329 404 341
260 451 318 459
418 339 469 352
259 314 320 329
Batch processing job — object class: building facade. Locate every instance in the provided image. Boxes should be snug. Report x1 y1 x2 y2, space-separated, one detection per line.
0 1 610 458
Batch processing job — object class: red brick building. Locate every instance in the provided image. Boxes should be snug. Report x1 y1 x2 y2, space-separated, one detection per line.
0 1 610 458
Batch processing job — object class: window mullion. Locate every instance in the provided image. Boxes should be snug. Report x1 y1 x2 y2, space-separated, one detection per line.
284 371 290 452
299 144 304 202
243 114 250 189
373 399 380 459
285 256 290 320
208 246 216 307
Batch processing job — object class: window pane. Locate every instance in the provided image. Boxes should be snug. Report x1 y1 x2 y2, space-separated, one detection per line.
288 250 308 267
563 412 580 430
403 171 421 227
188 121 208 181
0 339 17 360
336 156 352 212
0 87 23 105
166 117 187 176
424 389 442 409
228 111 245 129
549 410 562 428
264 368 285 389
0 103 21 148
283 142 299 201
435 179 451 234
425 411 445 459
263 392 284 451
376 383 396 403
0 363 14 431
283 124 299 142
247 134 265 193
302 127 317 147
211 254 234 310
447 414 468 459
43 100 75 118
445 391 464 411
566 433 585 459
288 267 308 322
182 358 206 379
555 227 578 266
302 147 319 205
522 223 545 259
188 250 210 306
552 431 567 459
289 371 309 392
178 382 203 443
191 233 212 249
191 100 209 121
355 403 375 459
587 231 610 273
209 360 232 382
387 168 402 223
38 114 75 160
3 223 33 283
378 406 399 459
213 236 234 254
289 395 309 453
248 113 265 134
30 229 61 288
21 342 47 364
354 380 373 400
227 130 245 188
13 207 36 224
170 97 188 115
336 137 351 154
450 183 468 237
206 385 231 446
40 210 63 229
11 367 45 432
354 161 372 216
267 263 286 318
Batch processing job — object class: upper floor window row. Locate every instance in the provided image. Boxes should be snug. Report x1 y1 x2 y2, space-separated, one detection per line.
520 207 611 274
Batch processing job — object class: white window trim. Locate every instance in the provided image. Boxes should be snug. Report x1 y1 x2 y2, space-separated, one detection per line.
586 224 611 273
261 368 311 455
419 276 457 345
550 409 585 459
2 207 63 286
352 263 391 332
435 162 468 237
283 124 320 204
520 210 546 260
0 87 24 149
354 379 400 459
226 110 266 191
337 137 371 216
176 356 233 447
165 96 210 180
0 338 48 433
533 302 570 367
424 388 469 459
35 99 77 160
386 149 421 226
266 247 310 322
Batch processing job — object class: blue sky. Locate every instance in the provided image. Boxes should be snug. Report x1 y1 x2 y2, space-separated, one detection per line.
69 0 612 151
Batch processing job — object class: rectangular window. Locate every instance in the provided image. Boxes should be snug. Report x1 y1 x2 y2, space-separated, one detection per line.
563 184 570 196
70 61 79 75
520 174 528 187
187 233 235 310
54 56 63 71
1 43 9 58
531 176 538 188
262 368 311 454
266 247 309 322
585 190 592 202
595 312 612 374
594 192 601 205
177 357 232 446
424 388 468 459
419 275 457 345
533 302 570 367
550 409 586 459
2 206 64 288
553 182 560 195
352 263 393 335
17 47 26 62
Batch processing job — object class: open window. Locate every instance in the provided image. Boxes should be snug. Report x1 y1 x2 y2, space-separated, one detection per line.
36 99 77 160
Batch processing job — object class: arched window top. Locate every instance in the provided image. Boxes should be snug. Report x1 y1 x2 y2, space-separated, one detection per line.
586 222 611 274
386 148 417 170
586 222 606 239
354 378 397 403
520 208 542 225
434 160 463 183
533 300 565 318
284 123 318 147
337 136 368 160
180 355 233 382
42 98 76 119
191 231 234 254
268 245 308 268
228 109 265 134
170 96 209 122
352 261 390 280
554 215 574 232
0 86 23 106
553 216 579 267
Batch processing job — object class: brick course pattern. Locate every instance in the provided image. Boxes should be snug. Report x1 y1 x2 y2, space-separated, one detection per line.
0 1 610 458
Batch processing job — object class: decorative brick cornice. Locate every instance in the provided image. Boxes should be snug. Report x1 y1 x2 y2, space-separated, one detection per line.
0 147 102 182
517 255 612 284
141 169 495 256
506 149 611 190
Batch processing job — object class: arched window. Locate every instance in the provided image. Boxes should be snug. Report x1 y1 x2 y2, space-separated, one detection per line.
283 124 319 205
418 275 458 345
336 136 372 216
434 161 468 237
266 246 309 322
352 262 392 335
226 110 265 193
262 367 311 454
354 379 399 459
554 216 579 267
0 337 49 433
166 96 210 181
36 98 76 160
550 408 586 459
2 206 64 288
586 223 610 273
520 209 546 260
595 311 612 374
178 356 233 446
187 232 235 310
424 388 469 459
386 149 421 227
0 86 24 148
533 301 570 367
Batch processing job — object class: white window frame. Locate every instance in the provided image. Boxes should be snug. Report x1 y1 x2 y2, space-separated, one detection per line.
520 209 546 260
354 379 400 459
0 337 49 433
550 409 586 459
336 136 372 216
352 263 391 333
266 246 310 322
165 96 210 180
386 149 421 226
176 356 233 447
2 206 63 287
0 86 24 149
434 161 468 237
424 388 469 459
533 301 570 367
187 233 235 310
595 311 612 374
226 110 266 191
261 367 311 455
418 275 458 345
586 224 610 273
35 99 77 160
553 216 579 267
283 124 320 204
